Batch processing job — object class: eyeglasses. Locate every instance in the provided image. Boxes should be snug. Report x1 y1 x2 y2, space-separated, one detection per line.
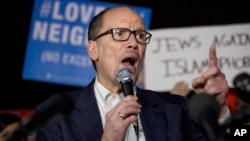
93 28 152 45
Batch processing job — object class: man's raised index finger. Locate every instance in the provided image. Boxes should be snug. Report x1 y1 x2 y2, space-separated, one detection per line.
209 43 218 67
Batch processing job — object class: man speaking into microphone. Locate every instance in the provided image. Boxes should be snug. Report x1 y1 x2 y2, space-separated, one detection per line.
36 6 229 141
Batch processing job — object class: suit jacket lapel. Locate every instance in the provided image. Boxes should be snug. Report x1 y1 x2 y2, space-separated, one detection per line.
137 88 170 141
72 79 104 141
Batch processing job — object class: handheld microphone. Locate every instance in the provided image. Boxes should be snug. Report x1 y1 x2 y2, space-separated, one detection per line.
116 68 139 136
189 93 225 141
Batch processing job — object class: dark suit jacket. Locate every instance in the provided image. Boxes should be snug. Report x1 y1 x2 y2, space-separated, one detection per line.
35 79 208 141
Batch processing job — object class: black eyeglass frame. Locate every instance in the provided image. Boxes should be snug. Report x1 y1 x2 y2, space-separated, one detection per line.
93 28 152 45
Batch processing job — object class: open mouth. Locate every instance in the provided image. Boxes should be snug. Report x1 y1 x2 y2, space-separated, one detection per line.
122 57 136 66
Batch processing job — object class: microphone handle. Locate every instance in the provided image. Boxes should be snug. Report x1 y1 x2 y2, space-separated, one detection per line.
120 80 139 136
202 119 217 141
121 80 134 97
133 121 139 136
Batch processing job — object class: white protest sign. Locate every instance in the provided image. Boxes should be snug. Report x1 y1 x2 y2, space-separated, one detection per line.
145 23 250 91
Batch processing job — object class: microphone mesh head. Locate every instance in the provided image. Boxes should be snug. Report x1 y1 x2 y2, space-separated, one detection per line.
116 68 134 83
188 93 220 126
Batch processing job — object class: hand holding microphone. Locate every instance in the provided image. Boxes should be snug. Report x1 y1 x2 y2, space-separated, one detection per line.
116 68 139 136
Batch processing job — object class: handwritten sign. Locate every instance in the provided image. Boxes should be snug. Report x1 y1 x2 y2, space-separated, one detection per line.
145 23 250 91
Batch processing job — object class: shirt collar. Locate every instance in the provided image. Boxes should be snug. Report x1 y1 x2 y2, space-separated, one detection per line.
94 78 110 105
94 78 137 103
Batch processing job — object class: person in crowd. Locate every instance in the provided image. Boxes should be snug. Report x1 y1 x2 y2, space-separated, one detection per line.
226 88 238 115
170 81 196 100
0 113 27 141
35 6 229 141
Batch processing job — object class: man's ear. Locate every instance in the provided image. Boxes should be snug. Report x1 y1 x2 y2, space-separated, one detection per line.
87 40 98 61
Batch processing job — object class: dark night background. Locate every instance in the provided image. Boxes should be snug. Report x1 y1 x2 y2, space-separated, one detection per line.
2 0 249 109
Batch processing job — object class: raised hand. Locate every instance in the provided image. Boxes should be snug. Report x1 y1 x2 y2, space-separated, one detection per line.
191 43 229 107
